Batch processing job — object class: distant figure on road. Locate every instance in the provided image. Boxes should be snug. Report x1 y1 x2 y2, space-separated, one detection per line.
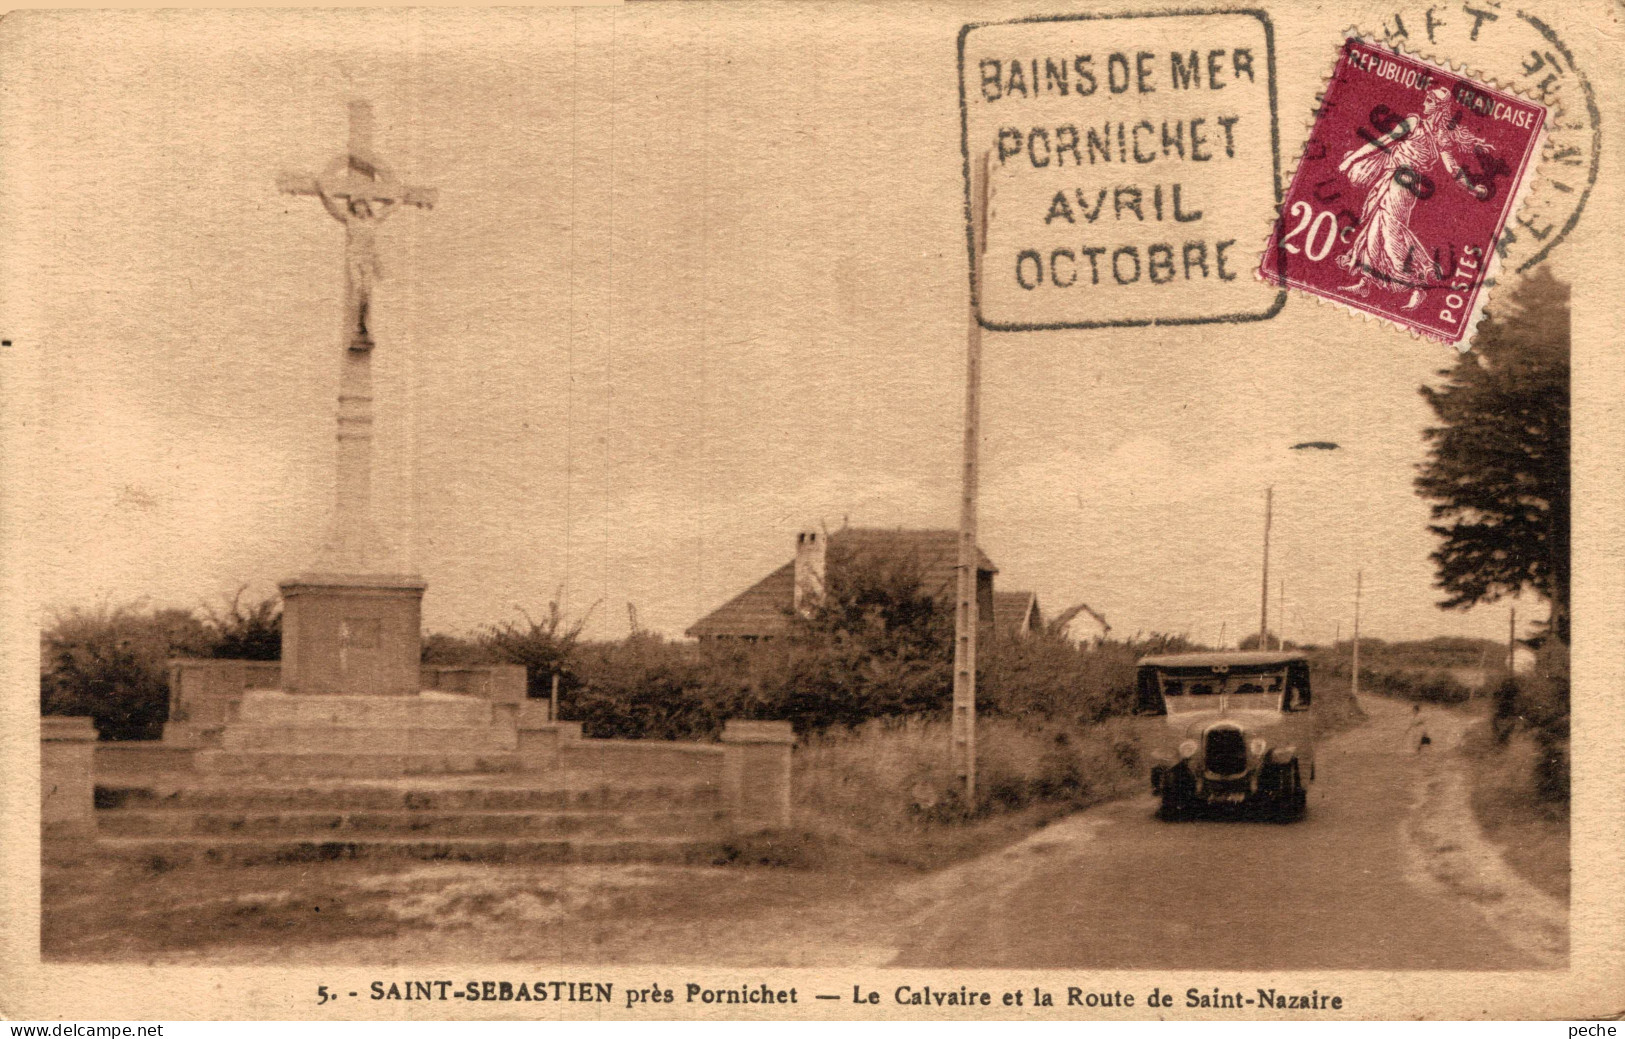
1408 704 1432 752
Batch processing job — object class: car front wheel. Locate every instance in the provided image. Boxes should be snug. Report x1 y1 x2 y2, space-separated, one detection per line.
1158 768 1195 821
1272 761 1307 822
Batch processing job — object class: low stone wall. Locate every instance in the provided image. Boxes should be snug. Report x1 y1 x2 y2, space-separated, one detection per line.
561 735 727 782
165 658 527 746
420 664 526 703
82 678 797 835
42 716 97 837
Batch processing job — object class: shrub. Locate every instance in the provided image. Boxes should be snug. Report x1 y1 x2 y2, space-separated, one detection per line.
203 587 281 661
1492 645 1569 804
792 715 1143 866
479 597 592 699
421 632 493 665
41 592 285 741
567 634 721 739
41 604 178 741
978 634 1139 724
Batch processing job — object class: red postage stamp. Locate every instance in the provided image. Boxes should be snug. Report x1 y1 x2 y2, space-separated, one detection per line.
1258 37 1547 348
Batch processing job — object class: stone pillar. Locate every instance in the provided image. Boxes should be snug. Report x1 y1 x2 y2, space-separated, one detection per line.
333 348 379 555
515 701 581 771
41 716 97 838
721 720 795 830
279 574 426 696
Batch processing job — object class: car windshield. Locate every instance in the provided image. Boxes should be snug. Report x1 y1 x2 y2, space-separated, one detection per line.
1157 669 1287 712
1226 670 1286 710
1160 676 1219 713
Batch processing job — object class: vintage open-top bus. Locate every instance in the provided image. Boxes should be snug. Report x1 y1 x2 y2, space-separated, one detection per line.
1136 650 1315 820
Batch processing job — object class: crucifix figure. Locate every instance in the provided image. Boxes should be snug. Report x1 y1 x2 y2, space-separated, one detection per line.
277 100 437 349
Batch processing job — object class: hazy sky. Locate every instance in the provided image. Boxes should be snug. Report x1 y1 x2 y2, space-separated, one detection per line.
5 5 1577 646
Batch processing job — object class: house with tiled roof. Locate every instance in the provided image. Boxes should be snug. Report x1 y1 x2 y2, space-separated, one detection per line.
992 590 1042 639
686 528 998 641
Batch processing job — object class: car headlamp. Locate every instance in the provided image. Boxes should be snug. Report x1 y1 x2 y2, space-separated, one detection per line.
1178 740 1198 759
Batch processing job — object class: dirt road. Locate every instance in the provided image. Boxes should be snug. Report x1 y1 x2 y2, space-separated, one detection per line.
886 695 1566 969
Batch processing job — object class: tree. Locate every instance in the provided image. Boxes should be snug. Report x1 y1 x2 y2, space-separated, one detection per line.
421 631 491 665
41 602 192 740
769 544 954 731
1415 267 1569 643
480 594 595 699
203 587 282 661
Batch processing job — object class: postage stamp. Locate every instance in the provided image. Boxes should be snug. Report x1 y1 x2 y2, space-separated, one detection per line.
1257 37 1548 348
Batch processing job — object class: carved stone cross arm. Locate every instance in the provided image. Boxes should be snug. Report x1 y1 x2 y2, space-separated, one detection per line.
276 101 436 349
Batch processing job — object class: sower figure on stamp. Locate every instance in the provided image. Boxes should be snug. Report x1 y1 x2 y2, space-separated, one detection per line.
1335 84 1493 310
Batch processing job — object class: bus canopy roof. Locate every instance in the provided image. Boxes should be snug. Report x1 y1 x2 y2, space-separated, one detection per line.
1136 651 1308 670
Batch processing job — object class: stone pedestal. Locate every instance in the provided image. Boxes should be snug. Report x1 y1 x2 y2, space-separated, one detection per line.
195 689 522 778
279 573 426 696
41 716 97 837
516 701 582 771
721 720 795 830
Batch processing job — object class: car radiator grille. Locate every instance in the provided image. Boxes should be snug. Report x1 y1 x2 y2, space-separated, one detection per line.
1204 726 1248 776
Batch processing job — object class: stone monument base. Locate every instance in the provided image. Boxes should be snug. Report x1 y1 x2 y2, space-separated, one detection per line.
279 573 427 697
196 689 523 778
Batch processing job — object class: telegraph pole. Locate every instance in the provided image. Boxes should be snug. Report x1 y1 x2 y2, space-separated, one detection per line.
952 152 991 804
1508 606 1517 674
1278 578 1286 649
1259 486 1273 648
1352 570 1363 701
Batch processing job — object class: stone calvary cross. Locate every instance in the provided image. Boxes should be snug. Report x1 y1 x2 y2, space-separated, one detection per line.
276 99 436 578
277 99 438 351
273 100 437 695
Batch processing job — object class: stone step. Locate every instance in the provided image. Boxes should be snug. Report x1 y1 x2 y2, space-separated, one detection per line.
97 807 730 839
234 690 493 729
194 750 525 778
218 725 517 754
94 834 733 867
94 743 197 776
95 778 724 813
559 741 726 781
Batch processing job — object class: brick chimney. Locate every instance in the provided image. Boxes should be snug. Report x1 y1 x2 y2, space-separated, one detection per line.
794 530 826 616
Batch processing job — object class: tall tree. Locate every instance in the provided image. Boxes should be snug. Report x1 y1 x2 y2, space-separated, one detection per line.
1415 267 1569 642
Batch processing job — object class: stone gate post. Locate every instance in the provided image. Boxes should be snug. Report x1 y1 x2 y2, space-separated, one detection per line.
41 716 97 837
721 720 794 831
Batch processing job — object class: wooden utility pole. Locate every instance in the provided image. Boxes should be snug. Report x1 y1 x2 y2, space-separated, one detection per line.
1352 570 1363 700
550 672 560 723
1278 578 1286 649
1259 486 1273 648
952 152 991 804
1508 607 1517 674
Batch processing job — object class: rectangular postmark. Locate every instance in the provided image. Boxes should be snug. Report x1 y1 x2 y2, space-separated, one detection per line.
1258 37 1548 347
959 9 1285 331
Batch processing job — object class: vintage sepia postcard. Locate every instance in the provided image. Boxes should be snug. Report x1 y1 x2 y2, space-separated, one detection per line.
1 0 1620 1022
